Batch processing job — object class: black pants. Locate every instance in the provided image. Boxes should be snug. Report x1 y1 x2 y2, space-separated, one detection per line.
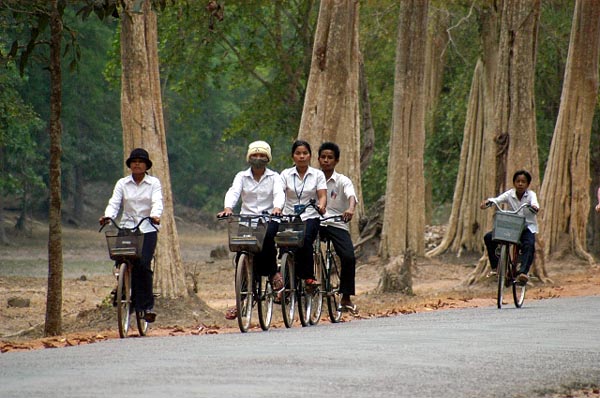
253 221 279 277
320 226 356 296
294 218 320 280
484 229 535 275
131 231 157 312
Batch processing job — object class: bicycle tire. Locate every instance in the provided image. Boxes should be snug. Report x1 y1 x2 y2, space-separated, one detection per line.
511 247 526 308
116 262 132 338
280 252 296 328
297 278 311 327
257 275 273 331
235 253 253 333
497 245 508 309
309 250 324 325
135 311 149 336
326 252 343 323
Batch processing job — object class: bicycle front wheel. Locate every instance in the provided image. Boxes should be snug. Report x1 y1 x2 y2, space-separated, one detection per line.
326 252 343 323
136 311 149 336
116 262 132 338
497 245 509 309
280 253 296 328
235 253 253 333
309 251 324 325
257 275 273 331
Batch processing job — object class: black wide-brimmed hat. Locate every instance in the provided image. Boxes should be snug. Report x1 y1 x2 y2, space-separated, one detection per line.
126 148 153 169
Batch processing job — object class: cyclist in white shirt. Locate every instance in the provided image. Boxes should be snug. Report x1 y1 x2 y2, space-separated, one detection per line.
318 142 358 312
100 148 162 323
218 141 285 319
480 169 540 285
280 140 327 286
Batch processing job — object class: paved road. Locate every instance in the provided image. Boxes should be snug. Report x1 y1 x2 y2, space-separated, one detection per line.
1 296 599 398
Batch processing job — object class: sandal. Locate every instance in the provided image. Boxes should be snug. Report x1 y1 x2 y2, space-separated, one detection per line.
340 303 358 314
225 306 237 320
274 291 282 304
270 272 284 291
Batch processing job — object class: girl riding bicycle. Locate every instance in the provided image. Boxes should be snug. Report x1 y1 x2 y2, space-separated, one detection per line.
218 141 285 319
99 148 162 323
480 169 539 285
280 140 327 287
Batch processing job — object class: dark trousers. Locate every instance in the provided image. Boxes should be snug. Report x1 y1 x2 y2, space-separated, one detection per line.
131 231 157 312
294 218 320 280
484 229 535 275
320 226 356 296
253 221 279 277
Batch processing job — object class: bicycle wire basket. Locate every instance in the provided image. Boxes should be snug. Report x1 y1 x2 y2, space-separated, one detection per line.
492 212 525 244
227 215 267 253
275 219 306 248
105 228 144 260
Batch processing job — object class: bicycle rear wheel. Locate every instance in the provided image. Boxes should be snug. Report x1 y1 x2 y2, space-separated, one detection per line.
280 253 296 328
297 278 312 327
309 251 324 325
257 275 273 331
116 262 132 338
235 253 253 333
497 245 509 309
136 311 149 336
326 252 343 323
511 248 526 308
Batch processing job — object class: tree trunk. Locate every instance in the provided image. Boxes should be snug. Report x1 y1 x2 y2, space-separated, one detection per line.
540 0 600 264
427 60 486 258
378 0 428 293
44 0 63 336
359 55 374 174
423 8 449 224
120 0 187 298
379 0 428 260
494 0 541 192
297 0 363 237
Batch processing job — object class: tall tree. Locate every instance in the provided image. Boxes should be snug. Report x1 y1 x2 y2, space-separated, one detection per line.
493 0 541 193
120 0 187 298
378 0 428 293
540 0 600 264
297 0 363 233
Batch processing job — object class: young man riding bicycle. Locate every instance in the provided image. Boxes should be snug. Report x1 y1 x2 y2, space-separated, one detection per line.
318 142 358 313
480 169 540 285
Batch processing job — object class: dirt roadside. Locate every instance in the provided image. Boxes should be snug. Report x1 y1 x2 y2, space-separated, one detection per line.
1 220 599 397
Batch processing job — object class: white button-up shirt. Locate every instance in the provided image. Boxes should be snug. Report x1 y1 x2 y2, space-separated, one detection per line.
224 167 285 215
322 171 357 232
104 174 163 233
280 166 327 221
488 188 539 233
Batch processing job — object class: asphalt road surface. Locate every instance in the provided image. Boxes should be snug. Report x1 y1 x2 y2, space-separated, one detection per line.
1 296 599 398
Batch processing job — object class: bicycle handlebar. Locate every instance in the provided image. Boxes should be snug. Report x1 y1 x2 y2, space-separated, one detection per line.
484 201 538 215
99 216 158 233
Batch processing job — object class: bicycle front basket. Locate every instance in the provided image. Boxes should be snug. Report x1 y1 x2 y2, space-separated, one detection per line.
227 216 267 253
105 229 144 260
275 220 305 248
492 212 525 244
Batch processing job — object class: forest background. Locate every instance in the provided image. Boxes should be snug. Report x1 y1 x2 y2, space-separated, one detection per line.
2 0 600 340
3 0 599 247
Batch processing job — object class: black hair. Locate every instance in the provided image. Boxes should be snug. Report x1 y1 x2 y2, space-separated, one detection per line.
513 169 532 184
291 140 312 156
318 142 340 160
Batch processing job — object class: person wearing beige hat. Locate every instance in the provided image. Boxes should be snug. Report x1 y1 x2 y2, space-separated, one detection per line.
218 140 285 319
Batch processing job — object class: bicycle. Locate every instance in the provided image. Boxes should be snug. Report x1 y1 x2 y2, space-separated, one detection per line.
310 215 345 325
219 214 274 333
274 200 322 328
100 216 157 338
484 201 537 309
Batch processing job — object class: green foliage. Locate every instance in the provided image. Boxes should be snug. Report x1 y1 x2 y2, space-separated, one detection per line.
0 64 45 198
